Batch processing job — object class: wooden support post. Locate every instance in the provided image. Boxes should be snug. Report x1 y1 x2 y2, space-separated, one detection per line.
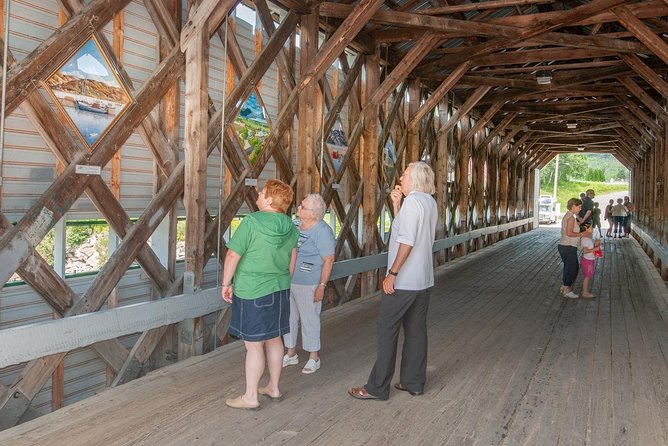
508 161 518 235
499 152 510 240
406 79 420 162
435 97 449 264
473 132 485 250
457 129 470 256
152 0 181 369
278 33 295 184
296 10 319 203
361 53 380 295
106 8 124 385
489 146 499 243
180 26 208 359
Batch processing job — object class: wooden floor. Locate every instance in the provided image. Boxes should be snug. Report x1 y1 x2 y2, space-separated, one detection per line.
2 227 668 445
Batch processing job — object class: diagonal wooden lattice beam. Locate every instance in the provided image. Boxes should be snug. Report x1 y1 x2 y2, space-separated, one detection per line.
0 45 185 426
0 45 184 302
0 36 172 298
408 61 471 131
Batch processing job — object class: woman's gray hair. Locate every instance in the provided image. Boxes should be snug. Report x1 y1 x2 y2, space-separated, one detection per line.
408 161 435 194
305 193 327 220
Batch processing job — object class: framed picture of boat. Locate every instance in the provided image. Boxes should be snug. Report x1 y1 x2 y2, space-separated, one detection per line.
43 33 133 150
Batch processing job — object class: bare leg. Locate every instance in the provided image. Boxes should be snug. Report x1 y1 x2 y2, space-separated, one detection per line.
286 347 297 357
263 337 284 397
582 277 591 295
309 350 319 361
242 340 265 405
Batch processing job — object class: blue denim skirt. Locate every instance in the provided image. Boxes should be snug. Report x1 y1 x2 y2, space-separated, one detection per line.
229 289 290 341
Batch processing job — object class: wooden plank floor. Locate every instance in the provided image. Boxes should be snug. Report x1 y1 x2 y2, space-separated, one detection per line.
2 227 668 445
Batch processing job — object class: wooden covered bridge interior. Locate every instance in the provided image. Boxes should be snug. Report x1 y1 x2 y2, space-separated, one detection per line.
0 0 668 443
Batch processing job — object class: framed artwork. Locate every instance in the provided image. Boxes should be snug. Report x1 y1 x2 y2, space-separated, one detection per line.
233 93 269 165
327 120 348 172
44 33 133 149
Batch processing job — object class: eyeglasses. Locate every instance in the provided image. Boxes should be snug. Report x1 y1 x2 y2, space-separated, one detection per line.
298 204 314 211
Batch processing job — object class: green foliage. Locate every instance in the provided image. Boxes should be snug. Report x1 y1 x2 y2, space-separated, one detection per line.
96 230 109 265
587 153 629 181
234 117 268 165
67 225 93 248
35 229 55 266
613 167 628 181
540 154 588 187
177 219 186 242
585 168 606 182
248 135 263 164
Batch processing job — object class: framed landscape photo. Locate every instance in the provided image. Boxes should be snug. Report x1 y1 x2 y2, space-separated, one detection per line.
44 33 133 150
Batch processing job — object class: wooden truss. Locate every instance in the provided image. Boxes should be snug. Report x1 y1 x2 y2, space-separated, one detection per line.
3 0 668 428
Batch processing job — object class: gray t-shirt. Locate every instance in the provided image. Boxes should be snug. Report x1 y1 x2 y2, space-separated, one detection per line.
292 220 336 285
387 191 437 290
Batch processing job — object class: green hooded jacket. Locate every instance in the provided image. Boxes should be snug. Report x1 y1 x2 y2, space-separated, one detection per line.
226 211 299 299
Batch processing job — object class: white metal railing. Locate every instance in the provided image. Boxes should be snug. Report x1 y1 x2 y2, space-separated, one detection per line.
0 218 532 368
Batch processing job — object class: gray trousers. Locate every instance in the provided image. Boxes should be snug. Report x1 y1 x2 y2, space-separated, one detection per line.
365 288 431 399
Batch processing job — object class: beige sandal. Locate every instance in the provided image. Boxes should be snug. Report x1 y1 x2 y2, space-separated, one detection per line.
226 395 260 410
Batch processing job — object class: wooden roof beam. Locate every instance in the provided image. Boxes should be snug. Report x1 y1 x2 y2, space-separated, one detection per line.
461 101 505 144
300 0 385 91
419 0 633 72
619 76 668 124
472 48 617 67
417 0 556 15
437 86 491 135
617 107 655 142
616 95 663 135
477 113 519 151
470 60 624 76
613 5 668 66
408 61 471 131
619 53 668 101
319 3 513 38
486 1 668 28
369 32 443 110
180 0 238 51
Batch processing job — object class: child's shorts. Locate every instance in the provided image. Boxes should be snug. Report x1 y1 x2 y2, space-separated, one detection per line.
581 257 595 279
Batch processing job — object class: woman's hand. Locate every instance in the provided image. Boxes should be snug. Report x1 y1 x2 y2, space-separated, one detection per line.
390 185 402 205
313 285 325 303
221 285 233 303
383 274 396 295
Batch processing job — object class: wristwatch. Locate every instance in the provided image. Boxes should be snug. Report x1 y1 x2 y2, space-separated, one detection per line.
388 270 398 276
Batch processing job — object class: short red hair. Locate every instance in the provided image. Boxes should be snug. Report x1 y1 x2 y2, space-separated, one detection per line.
264 179 293 213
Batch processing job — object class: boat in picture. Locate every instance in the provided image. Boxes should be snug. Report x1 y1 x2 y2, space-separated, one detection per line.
74 99 109 115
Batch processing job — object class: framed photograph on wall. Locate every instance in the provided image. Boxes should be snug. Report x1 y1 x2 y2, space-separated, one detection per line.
43 33 133 150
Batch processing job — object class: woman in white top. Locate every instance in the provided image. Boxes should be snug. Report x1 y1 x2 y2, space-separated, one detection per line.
611 198 628 238
558 197 591 299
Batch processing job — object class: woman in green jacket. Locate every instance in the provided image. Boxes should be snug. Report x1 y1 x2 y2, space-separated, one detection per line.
222 179 299 410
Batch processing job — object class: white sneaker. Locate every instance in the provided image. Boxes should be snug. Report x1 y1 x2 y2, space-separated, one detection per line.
282 354 298 367
302 358 321 374
564 291 579 299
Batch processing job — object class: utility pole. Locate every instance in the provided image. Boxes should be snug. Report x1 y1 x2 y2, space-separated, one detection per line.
552 154 559 199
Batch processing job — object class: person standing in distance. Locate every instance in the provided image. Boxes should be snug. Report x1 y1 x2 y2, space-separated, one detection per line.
578 189 595 225
349 161 438 400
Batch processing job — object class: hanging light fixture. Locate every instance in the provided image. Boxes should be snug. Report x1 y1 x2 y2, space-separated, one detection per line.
536 70 552 85
566 121 577 129
577 146 585 151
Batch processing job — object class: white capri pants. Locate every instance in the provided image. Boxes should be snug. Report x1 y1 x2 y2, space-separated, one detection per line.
283 283 322 352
